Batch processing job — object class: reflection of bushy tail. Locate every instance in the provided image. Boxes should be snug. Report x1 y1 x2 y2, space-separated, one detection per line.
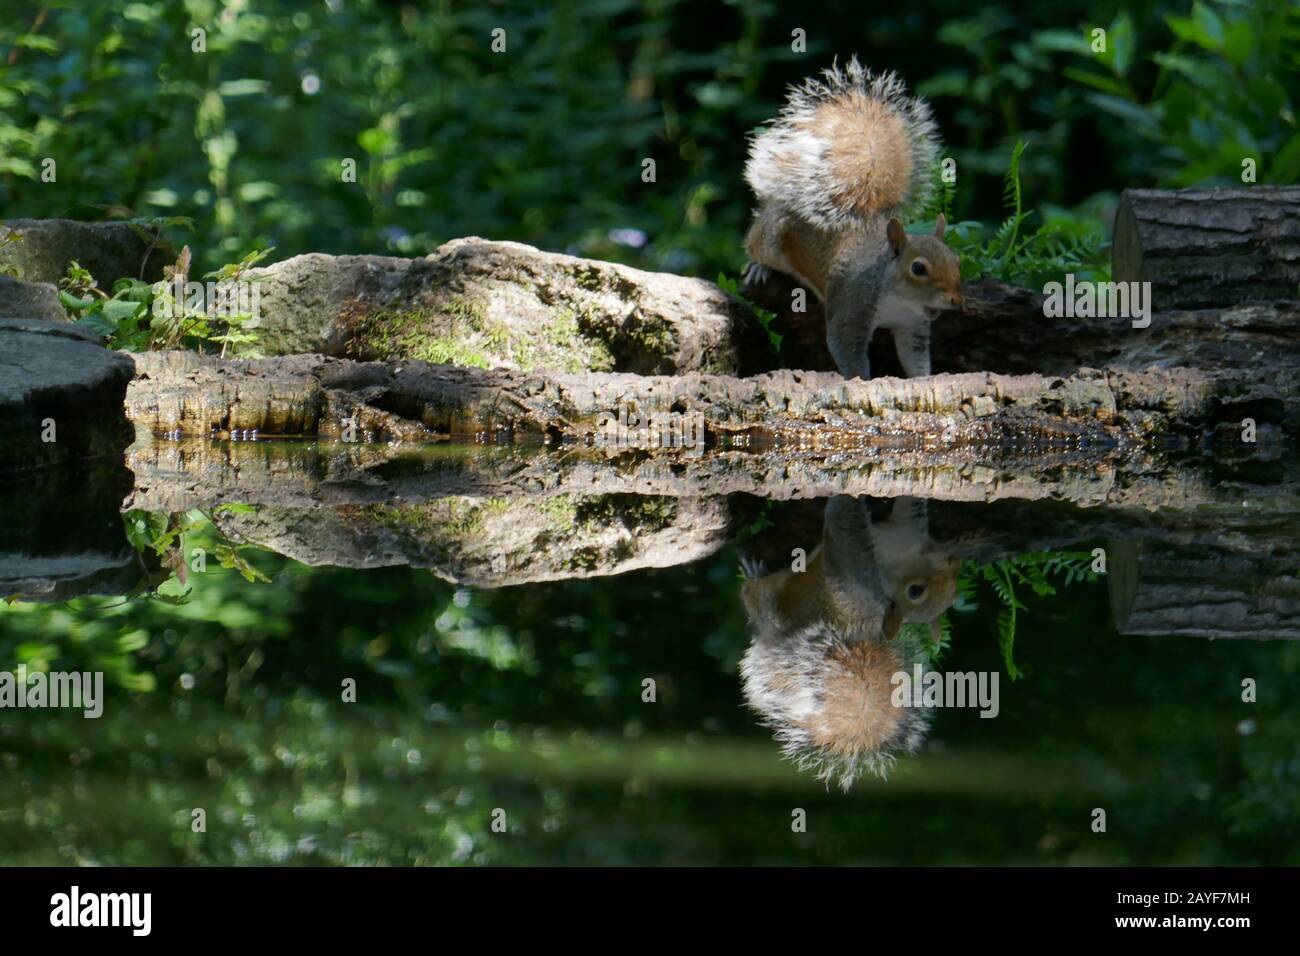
744 56 939 229
740 621 930 790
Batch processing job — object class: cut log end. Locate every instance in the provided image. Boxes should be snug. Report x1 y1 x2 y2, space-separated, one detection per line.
1112 186 1300 310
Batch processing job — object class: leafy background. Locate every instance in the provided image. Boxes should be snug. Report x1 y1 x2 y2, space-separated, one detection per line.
3 0 1297 277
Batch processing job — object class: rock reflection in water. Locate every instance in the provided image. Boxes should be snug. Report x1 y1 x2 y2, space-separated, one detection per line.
5 435 1299 805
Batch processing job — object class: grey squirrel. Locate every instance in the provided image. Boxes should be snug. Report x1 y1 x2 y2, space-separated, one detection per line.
744 58 964 380
739 496 960 789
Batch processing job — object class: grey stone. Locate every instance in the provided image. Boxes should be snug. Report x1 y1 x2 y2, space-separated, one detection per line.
0 463 138 601
0 275 66 323
0 218 171 287
0 317 135 472
242 237 769 375
210 495 733 586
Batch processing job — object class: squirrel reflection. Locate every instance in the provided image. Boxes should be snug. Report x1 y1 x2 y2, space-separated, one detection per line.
739 496 960 789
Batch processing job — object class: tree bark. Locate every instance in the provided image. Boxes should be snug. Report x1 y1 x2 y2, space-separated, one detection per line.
1116 549 1300 640
125 349 1259 451
745 261 1300 425
921 496 1300 641
1112 186 1300 310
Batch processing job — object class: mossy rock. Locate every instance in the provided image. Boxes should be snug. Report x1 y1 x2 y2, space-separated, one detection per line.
210 494 733 585
243 238 770 375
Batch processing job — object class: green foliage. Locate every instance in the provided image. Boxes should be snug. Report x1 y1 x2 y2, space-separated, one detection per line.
4 1 1293 290
955 550 1099 680
1065 1 1300 185
122 507 271 606
61 270 155 351
920 142 1110 286
900 614 954 664
61 243 266 355
919 1 1299 205
0 0 774 278
732 501 776 547
0 506 274 693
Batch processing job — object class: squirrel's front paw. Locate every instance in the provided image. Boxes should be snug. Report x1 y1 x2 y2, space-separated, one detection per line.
739 554 769 579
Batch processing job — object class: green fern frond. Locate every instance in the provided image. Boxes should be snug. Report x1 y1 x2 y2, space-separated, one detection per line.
971 548 1101 682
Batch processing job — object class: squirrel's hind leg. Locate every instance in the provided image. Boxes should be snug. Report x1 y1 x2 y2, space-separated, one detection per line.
745 211 800 280
742 261 772 287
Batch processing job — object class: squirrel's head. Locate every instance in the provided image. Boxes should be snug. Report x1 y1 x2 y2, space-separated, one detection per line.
889 552 962 635
740 622 931 790
886 214 964 313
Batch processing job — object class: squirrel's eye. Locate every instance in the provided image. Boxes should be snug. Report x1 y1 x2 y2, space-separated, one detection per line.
906 583 927 601
910 260 929 278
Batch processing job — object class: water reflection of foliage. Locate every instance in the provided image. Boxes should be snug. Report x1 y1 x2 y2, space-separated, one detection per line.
3 532 1299 864
958 551 1100 680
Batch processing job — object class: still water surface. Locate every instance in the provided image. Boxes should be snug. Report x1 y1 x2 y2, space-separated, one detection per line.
2 438 1297 864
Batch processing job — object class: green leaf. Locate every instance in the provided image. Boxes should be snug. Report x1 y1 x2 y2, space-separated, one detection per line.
1084 93 1158 130
915 70 972 98
74 312 116 338
217 79 270 97
1031 29 1093 55
1223 20 1253 68
102 298 146 322
59 290 95 312
1164 15 1199 45
1062 66 1131 98
13 33 59 53
1109 10 1136 76
0 157 38 178
1191 1 1226 51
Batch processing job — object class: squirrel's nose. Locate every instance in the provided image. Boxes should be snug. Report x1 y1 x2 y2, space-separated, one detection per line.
948 291 964 308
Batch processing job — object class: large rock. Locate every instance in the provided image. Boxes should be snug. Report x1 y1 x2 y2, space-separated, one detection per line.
243 238 770 374
210 495 734 586
0 318 136 472
0 275 66 323
0 218 171 286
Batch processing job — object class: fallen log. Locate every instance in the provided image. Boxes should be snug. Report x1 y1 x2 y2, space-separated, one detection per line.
124 350 1259 449
745 496 1300 642
1116 546 1300 641
745 187 1300 423
1112 186 1300 310
746 267 1300 424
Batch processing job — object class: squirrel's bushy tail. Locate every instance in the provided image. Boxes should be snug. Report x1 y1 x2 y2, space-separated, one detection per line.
740 622 931 791
745 57 939 229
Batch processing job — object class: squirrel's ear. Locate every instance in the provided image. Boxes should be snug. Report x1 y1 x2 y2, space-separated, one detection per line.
933 213 947 240
886 218 907 258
